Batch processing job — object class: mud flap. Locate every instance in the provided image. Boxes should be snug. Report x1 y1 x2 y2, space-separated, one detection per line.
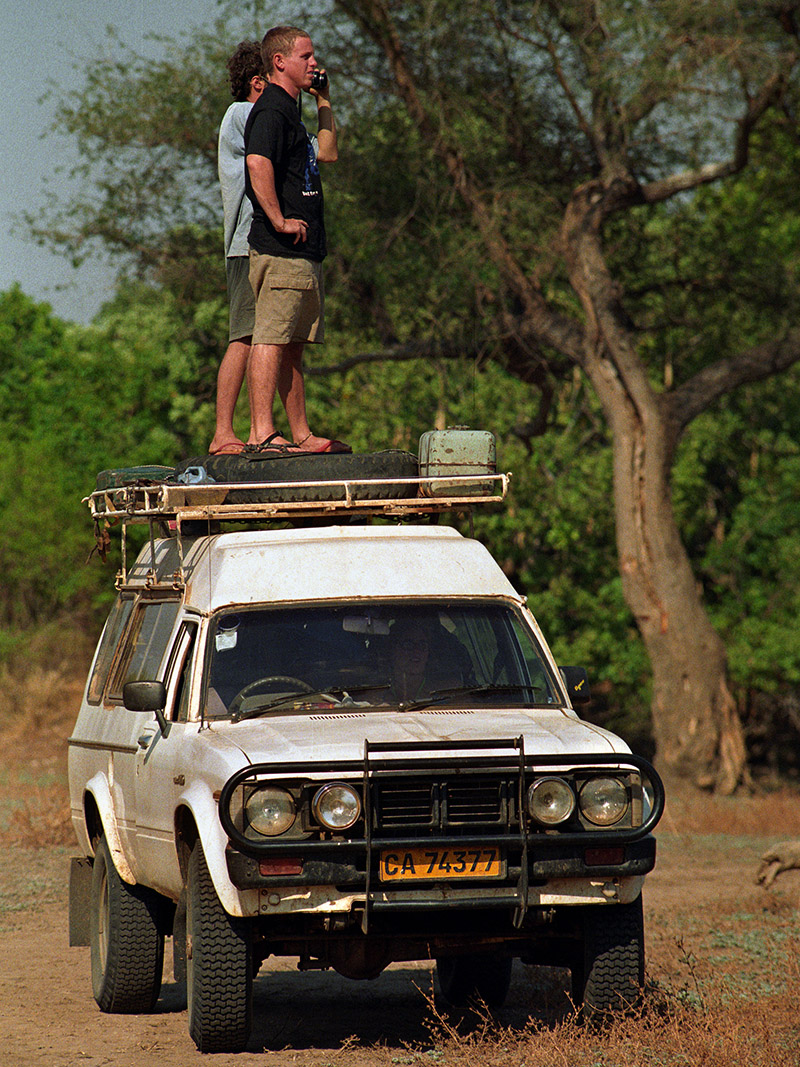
69 856 94 946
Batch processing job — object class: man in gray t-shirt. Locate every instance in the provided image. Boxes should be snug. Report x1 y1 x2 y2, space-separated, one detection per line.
209 42 266 456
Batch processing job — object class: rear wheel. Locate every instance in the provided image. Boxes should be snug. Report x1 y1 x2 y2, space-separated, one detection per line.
436 953 513 1009
90 835 164 1013
186 841 252 1052
573 896 645 1022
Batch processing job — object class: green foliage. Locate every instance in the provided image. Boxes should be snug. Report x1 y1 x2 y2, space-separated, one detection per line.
11 0 800 769
0 285 212 639
674 382 800 693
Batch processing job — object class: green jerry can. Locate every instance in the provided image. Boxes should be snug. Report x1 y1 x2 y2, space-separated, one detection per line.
418 427 497 497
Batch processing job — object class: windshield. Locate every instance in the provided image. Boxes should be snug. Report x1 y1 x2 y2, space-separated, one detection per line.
204 601 560 719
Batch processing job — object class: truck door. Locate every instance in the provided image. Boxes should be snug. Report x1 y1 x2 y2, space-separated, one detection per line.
101 598 181 879
134 620 199 897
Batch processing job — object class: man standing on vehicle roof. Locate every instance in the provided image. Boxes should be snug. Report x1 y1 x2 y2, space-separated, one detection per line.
209 41 266 457
244 25 350 455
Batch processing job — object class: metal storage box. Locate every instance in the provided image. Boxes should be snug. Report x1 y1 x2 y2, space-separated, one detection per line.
418 427 496 496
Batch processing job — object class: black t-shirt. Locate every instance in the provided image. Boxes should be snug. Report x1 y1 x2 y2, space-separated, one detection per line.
244 83 326 262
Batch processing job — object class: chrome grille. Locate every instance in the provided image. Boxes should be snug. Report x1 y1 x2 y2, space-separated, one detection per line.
373 775 516 833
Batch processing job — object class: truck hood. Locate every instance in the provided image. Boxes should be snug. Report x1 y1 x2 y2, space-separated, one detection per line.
211 706 629 766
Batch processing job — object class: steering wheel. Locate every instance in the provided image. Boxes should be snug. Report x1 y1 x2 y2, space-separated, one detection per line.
229 675 314 718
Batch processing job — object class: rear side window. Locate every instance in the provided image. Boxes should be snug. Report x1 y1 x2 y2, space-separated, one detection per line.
107 600 181 702
86 595 135 705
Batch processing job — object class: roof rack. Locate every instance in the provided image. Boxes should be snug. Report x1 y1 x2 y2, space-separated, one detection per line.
86 473 511 589
86 472 510 525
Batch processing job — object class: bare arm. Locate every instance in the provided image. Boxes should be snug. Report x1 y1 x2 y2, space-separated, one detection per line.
245 154 307 243
311 80 338 163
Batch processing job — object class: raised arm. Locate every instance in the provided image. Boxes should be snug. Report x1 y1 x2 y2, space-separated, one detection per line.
311 78 338 163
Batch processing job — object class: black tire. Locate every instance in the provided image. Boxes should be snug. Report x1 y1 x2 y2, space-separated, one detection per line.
176 449 419 503
90 836 164 1013
186 842 252 1053
574 896 645 1022
436 953 513 1010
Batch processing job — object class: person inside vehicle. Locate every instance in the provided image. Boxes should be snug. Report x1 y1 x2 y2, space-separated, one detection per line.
365 618 469 704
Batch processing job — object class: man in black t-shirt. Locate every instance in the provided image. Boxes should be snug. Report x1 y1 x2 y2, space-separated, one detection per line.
244 25 350 455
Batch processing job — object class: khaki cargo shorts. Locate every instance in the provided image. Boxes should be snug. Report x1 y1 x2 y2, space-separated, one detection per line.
249 250 325 345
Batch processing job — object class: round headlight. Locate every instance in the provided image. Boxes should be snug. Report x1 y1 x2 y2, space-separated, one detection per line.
528 777 576 825
579 777 628 826
245 787 296 836
312 783 361 831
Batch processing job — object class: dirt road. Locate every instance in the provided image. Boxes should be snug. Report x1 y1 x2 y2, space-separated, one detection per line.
2 829 798 1067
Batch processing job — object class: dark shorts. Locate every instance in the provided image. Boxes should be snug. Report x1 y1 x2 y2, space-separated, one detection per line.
249 250 325 345
226 256 255 342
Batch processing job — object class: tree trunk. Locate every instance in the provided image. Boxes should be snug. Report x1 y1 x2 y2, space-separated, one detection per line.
604 392 748 792
562 183 748 793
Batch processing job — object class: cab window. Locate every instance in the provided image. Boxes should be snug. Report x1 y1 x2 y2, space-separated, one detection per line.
107 600 181 702
164 622 198 723
86 594 135 705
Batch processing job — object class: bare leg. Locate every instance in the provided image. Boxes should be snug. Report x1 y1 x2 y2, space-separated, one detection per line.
209 337 249 453
277 345 349 450
279 342 313 445
279 343 351 452
247 342 295 445
249 341 351 453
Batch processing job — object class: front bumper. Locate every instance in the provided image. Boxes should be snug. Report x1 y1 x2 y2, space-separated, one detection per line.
219 739 664 925
227 835 656 890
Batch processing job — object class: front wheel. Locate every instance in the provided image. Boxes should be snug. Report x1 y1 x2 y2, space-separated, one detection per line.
90 835 164 1013
186 841 252 1052
573 896 645 1022
436 953 513 1009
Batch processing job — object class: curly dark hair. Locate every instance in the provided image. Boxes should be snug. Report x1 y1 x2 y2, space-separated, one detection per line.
227 41 265 101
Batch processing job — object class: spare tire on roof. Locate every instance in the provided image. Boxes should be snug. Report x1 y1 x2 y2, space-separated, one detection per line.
175 449 419 503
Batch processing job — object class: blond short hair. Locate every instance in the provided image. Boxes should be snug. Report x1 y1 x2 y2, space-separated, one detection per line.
261 25 309 75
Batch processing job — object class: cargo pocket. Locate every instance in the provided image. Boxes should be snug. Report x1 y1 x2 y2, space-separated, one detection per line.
266 270 315 292
265 268 321 341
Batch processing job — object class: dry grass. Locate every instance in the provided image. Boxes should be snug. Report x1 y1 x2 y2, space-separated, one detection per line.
0 656 85 848
371 957 800 1067
662 784 800 837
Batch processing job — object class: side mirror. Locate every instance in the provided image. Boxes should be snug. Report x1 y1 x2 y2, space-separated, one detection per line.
559 666 591 705
123 680 167 712
123 680 170 737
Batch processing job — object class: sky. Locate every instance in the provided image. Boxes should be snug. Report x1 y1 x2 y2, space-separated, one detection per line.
1 0 223 323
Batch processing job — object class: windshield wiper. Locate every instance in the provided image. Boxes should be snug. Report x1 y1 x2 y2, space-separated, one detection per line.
232 685 388 723
397 684 550 713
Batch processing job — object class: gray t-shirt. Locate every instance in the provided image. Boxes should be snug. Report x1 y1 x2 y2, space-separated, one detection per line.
218 100 255 259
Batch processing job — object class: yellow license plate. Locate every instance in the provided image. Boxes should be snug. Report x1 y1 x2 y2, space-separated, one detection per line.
379 847 504 881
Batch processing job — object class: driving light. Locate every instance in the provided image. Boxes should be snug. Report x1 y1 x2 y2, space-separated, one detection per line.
580 777 628 826
312 783 361 831
245 787 296 836
528 777 575 825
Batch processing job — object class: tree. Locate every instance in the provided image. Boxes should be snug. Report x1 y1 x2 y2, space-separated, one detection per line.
319 0 800 790
30 1 800 789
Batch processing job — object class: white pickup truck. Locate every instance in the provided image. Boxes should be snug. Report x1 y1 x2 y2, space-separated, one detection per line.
68 447 663 1053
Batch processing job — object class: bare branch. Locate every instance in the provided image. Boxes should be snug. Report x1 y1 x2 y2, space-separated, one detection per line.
641 64 795 204
493 10 598 158
305 327 572 382
305 338 479 376
335 0 586 366
669 328 800 432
